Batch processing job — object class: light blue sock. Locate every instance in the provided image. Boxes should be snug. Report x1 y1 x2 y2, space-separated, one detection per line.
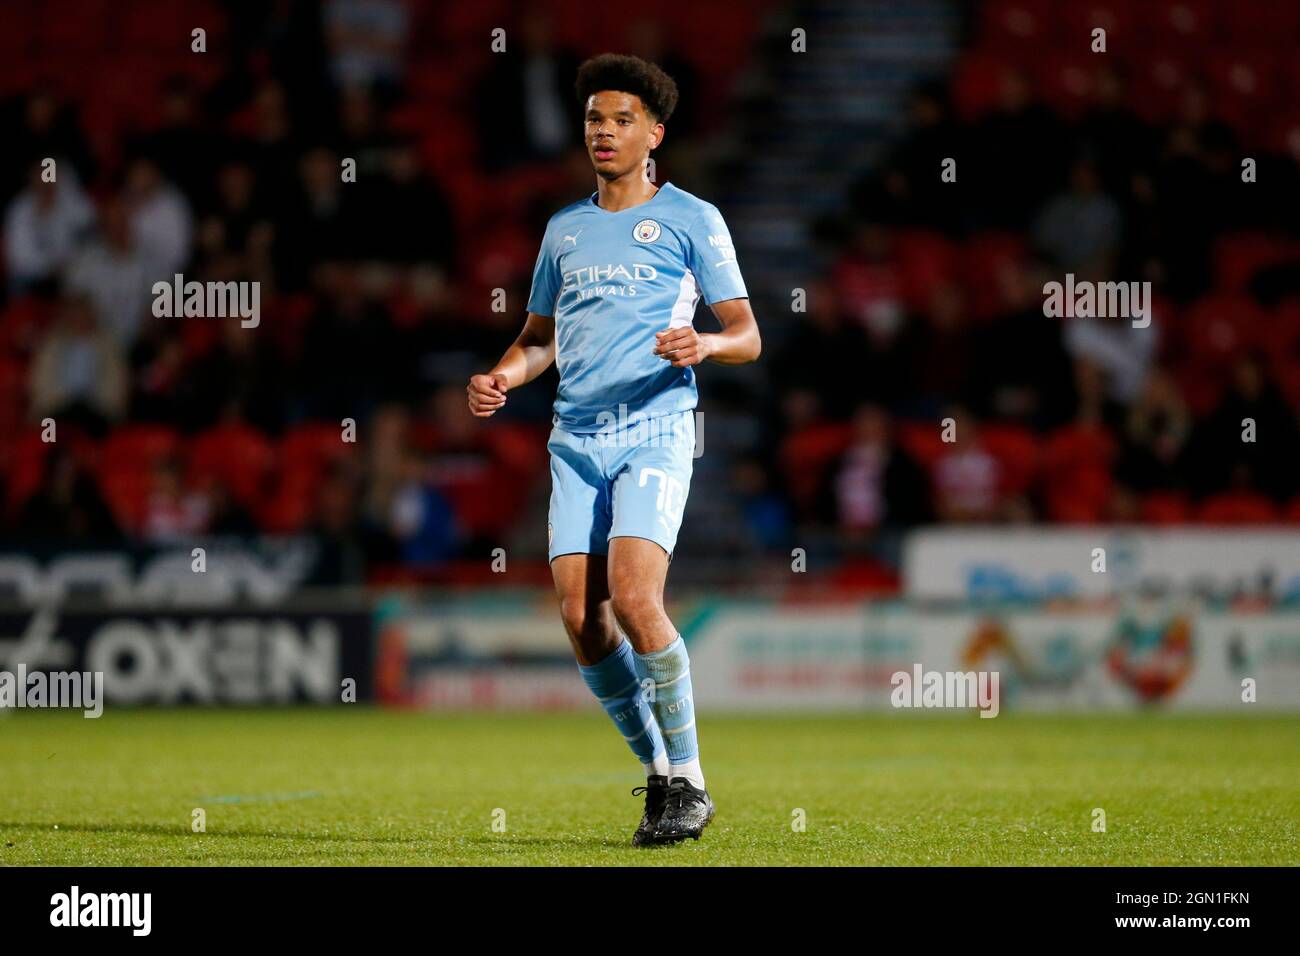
636 636 704 787
578 639 667 773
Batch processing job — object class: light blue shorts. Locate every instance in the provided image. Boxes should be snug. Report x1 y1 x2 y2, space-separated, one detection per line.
547 411 695 561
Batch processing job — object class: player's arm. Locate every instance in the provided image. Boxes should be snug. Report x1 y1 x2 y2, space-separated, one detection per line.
653 297 761 368
467 311 555 417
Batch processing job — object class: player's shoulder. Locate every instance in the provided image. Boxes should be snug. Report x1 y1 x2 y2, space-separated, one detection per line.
659 182 721 223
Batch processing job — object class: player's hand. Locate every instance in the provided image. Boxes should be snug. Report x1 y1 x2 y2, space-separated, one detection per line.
467 372 509 417
653 327 711 367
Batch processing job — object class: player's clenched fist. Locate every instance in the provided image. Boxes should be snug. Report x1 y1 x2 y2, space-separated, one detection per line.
467 372 510 417
653 326 711 368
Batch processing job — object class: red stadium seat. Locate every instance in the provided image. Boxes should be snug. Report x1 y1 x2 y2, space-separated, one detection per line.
1182 294 1264 366
100 424 180 471
1219 0 1300 46
1140 491 1191 525
1195 491 1279 524
894 231 958 312
1126 52 1195 122
1213 233 1300 293
1062 2 1142 49
1144 1 1218 54
951 52 1013 121
187 422 274 507
1029 50 1096 120
978 0 1059 51
1205 51 1278 143
980 424 1039 496
1042 423 1116 523
96 426 183 533
779 422 852 513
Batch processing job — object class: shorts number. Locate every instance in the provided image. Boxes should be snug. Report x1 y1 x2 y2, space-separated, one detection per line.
638 467 685 525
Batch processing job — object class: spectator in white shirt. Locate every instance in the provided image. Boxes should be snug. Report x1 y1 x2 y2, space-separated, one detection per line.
3 161 95 294
64 197 154 347
122 156 192 280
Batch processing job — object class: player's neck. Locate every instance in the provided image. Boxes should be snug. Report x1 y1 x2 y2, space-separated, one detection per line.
594 172 660 213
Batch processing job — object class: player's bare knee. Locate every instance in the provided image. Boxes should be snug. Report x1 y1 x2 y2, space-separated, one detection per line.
609 588 661 635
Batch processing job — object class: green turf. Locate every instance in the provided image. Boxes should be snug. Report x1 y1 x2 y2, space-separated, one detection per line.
0 709 1296 865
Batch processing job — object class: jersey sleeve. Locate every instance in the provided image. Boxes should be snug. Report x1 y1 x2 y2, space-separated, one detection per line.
525 224 562 316
683 204 748 304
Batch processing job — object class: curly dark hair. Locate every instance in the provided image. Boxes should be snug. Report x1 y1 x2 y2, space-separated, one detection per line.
574 53 678 124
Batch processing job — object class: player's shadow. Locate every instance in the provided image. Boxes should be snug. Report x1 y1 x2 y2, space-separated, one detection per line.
0 820 422 844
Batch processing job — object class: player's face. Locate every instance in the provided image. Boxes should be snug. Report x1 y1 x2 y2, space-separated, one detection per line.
583 91 662 180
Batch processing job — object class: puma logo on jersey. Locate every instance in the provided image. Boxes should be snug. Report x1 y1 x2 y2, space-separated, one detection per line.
562 229 583 246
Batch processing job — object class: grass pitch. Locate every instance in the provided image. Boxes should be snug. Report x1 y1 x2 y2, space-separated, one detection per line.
0 709 1295 866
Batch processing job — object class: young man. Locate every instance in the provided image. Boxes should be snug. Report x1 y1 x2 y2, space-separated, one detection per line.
467 54 760 846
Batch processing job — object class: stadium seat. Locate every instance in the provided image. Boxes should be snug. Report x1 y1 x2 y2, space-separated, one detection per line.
1042 423 1116 522
779 422 852 513
980 423 1039 496
1183 294 1264 366
187 423 274 508
1144 1 1218 54
978 0 1059 52
1213 234 1300 293
1195 491 1279 524
1140 491 1192 525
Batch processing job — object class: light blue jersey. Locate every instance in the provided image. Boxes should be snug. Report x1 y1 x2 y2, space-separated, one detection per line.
526 182 748 434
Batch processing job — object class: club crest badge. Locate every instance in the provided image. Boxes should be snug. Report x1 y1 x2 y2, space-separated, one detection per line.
633 219 661 243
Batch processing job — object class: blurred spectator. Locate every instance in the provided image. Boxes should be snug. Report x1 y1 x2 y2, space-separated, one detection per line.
28 294 127 436
195 159 274 279
204 479 260 536
4 162 95 295
128 76 217 200
732 456 790 551
122 156 193 280
830 223 906 344
0 87 96 204
1184 354 1300 502
773 280 875 419
64 197 155 347
277 146 364 282
128 323 187 425
969 68 1065 229
241 80 301 204
930 407 1004 523
142 457 211 543
1064 312 1159 405
370 141 456 269
295 264 396 419
818 404 931 540
182 318 283 432
475 9 580 171
1113 369 1192 498
853 81 966 231
1032 157 1122 274
324 0 409 96
970 261 1076 428
16 447 121 543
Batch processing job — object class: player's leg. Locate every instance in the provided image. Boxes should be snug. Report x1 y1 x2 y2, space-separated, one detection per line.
606 414 713 842
548 427 671 844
